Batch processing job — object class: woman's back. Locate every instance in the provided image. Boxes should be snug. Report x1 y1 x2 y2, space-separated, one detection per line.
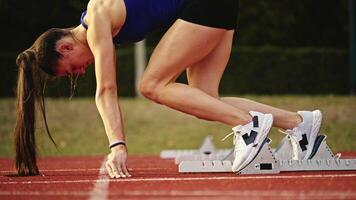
81 0 184 44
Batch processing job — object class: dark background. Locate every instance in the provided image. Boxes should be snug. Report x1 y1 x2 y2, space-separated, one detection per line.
0 0 350 97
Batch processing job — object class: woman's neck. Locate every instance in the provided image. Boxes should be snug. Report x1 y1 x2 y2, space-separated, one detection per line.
71 25 88 46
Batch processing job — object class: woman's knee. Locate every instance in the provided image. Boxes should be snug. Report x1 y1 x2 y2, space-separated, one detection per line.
139 78 162 102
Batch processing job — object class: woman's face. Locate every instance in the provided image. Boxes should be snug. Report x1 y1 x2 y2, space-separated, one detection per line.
55 37 94 76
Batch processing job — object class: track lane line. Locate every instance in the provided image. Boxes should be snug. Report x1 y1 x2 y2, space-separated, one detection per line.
1 173 356 185
1 190 356 199
0 167 170 173
88 159 108 200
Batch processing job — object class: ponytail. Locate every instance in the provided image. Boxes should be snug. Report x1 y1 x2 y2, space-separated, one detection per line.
14 28 72 176
14 49 56 176
14 49 39 175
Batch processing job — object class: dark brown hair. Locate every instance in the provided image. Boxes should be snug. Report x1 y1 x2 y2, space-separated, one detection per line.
14 28 73 176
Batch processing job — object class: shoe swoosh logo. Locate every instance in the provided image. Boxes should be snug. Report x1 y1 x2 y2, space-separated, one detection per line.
299 133 309 152
242 130 258 146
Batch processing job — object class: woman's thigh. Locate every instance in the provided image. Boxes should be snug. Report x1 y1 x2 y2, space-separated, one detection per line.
187 30 234 98
141 19 227 87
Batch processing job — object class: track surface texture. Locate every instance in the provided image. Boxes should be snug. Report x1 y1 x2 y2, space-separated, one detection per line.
1 153 356 200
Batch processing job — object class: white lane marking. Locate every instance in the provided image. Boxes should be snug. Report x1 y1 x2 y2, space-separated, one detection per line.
0 190 356 199
88 160 108 200
0 167 166 173
0 168 100 173
1 173 356 185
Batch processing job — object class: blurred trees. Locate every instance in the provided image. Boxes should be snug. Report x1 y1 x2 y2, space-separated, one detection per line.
237 0 348 47
0 0 86 51
0 0 348 51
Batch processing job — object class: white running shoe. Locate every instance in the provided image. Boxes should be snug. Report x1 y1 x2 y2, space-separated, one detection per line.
282 110 322 160
222 111 274 173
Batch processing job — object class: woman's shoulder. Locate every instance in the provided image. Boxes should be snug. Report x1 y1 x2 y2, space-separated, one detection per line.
86 0 126 29
87 0 124 13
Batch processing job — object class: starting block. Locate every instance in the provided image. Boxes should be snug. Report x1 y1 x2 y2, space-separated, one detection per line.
275 135 356 172
174 134 356 174
160 136 231 164
179 138 279 174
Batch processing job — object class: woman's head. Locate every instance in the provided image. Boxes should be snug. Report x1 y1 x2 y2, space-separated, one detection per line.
14 27 93 176
55 35 94 76
28 27 94 76
33 28 73 75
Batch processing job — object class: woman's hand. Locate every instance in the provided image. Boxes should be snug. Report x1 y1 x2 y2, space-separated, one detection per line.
105 145 131 178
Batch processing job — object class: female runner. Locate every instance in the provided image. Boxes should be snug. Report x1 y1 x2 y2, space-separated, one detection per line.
14 0 322 178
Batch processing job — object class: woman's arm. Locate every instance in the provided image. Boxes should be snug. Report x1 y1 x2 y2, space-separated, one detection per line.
86 1 130 178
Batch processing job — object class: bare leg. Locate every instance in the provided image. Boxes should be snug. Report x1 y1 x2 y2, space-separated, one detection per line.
186 31 302 130
141 20 301 129
140 20 252 126
221 98 301 129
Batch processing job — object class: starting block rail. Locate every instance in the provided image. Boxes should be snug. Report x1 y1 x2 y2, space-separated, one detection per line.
160 136 231 161
161 134 356 174
174 150 232 164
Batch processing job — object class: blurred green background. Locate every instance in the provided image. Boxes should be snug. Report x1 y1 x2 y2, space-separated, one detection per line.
1 96 356 157
0 0 355 157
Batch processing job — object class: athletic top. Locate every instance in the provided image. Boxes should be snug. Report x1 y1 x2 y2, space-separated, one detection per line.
80 0 184 45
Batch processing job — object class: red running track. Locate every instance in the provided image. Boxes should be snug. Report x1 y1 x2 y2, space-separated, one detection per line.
1 153 356 200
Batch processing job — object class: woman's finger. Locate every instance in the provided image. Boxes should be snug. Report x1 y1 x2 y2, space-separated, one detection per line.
121 163 131 177
105 162 114 178
117 165 126 178
111 163 121 178
108 161 120 178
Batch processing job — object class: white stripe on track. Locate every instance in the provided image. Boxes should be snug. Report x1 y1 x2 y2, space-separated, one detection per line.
88 159 109 200
0 167 163 173
1 190 356 199
0 168 100 173
1 173 356 185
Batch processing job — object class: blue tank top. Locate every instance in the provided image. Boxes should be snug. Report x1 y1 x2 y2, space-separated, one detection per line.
81 0 184 45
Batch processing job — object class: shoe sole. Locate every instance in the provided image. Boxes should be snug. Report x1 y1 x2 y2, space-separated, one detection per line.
304 110 322 160
233 114 274 172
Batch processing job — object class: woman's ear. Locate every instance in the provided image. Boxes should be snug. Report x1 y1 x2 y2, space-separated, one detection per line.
56 38 74 55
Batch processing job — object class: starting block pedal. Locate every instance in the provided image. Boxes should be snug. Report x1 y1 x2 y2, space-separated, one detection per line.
276 135 356 171
237 138 280 174
178 134 356 174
